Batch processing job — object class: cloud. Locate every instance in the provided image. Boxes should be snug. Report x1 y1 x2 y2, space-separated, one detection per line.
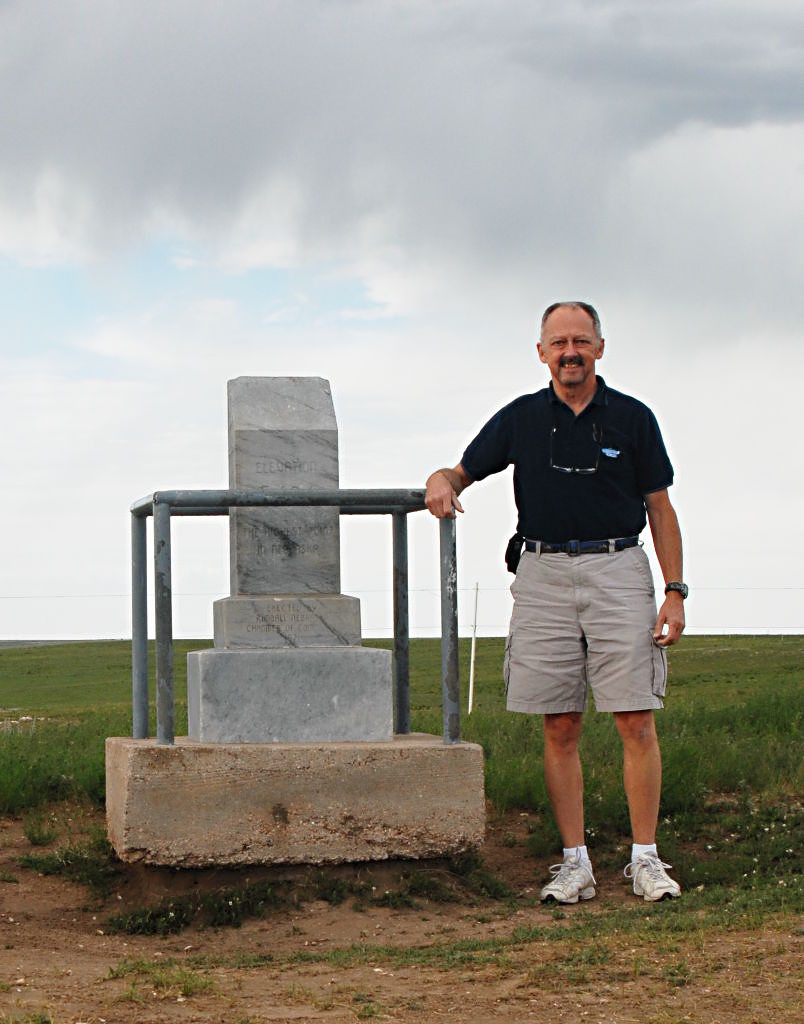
1 1 803 637
2 0 802 310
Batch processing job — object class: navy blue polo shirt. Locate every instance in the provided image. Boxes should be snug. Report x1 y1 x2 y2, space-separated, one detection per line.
460 377 673 542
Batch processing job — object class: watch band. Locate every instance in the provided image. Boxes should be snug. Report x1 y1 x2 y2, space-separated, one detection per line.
664 581 689 599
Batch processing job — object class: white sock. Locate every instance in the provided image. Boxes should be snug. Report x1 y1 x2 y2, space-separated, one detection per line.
563 844 592 867
631 842 658 862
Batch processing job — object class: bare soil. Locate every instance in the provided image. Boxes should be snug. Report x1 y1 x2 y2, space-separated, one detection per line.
0 806 800 1024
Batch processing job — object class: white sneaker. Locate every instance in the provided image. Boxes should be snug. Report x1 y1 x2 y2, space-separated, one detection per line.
540 856 596 904
625 853 681 901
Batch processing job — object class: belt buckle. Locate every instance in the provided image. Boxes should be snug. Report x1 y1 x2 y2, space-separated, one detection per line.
567 539 581 556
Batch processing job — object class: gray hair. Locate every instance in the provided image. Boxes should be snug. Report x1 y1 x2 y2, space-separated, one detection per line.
541 301 602 341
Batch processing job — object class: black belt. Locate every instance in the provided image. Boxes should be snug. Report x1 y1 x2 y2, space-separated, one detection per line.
524 536 639 556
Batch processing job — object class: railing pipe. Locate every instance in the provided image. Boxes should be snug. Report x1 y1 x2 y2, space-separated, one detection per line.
132 490 426 518
439 517 461 744
133 488 425 513
130 486 454 746
131 512 149 739
153 499 175 745
392 511 410 734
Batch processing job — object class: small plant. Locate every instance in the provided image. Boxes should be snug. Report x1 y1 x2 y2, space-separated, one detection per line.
403 869 457 903
373 887 417 910
663 959 692 987
117 979 145 1004
0 871 19 883
312 870 371 906
448 851 512 900
352 992 383 1019
22 812 58 846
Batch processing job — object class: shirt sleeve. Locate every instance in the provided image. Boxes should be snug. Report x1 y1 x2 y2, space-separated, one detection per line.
636 407 674 495
460 405 514 482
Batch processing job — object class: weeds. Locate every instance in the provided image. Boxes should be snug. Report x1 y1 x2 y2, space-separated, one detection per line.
311 870 370 906
18 827 119 897
21 812 57 846
108 956 213 999
108 895 197 935
448 850 513 899
107 878 293 935
663 959 692 987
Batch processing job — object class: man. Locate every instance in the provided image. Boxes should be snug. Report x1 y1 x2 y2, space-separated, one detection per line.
425 301 686 904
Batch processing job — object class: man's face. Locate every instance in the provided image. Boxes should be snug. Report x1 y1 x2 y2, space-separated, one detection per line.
537 305 604 389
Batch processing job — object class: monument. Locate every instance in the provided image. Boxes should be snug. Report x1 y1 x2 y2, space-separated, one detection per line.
106 377 485 866
187 377 392 743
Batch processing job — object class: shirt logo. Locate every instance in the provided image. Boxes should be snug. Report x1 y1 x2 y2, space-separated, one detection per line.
601 447 620 458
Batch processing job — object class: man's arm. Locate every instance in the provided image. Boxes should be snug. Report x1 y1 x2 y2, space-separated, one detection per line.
425 464 474 519
644 488 685 647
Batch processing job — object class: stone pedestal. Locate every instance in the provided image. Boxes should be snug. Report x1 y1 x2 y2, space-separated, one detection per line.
213 595 362 649
187 647 393 743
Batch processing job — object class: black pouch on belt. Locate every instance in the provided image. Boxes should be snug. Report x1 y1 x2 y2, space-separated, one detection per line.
505 532 524 574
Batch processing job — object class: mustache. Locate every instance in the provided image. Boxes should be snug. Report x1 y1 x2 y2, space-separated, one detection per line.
559 356 584 367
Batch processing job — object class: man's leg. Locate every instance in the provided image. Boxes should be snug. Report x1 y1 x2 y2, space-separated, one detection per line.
543 711 585 846
540 711 596 903
614 709 681 900
613 709 661 843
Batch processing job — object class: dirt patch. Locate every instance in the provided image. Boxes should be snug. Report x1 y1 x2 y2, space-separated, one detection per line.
0 806 800 1023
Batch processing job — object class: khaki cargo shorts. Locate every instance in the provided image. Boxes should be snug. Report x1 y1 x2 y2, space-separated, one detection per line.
504 544 667 714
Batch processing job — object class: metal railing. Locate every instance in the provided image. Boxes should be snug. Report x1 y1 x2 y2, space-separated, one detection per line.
130 489 461 746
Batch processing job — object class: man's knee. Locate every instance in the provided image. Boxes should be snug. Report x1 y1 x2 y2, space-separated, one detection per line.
614 710 658 749
544 712 583 751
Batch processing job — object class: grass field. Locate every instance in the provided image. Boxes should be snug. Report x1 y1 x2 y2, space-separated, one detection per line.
0 635 801 899
0 636 800 1022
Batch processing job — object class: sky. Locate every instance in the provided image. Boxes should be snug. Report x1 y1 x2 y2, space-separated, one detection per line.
1 0 803 641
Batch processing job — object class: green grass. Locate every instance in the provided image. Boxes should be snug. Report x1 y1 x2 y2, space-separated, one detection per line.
18 826 120 898
1 635 801 907
108 957 214 999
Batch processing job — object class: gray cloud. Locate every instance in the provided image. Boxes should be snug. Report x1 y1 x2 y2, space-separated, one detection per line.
1 0 803 330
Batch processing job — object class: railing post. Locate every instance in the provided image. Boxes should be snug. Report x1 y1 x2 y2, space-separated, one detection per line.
439 516 460 744
392 510 410 734
153 499 174 745
131 512 149 738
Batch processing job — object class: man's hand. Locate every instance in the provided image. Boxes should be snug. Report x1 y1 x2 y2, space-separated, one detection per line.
645 489 686 648
653 593 685 647
425 465 472 519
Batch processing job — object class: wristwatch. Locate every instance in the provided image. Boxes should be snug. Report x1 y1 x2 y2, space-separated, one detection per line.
664 582 689 600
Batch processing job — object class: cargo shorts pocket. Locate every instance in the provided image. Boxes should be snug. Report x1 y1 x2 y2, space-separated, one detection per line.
651 638 667 698
503 633 513 697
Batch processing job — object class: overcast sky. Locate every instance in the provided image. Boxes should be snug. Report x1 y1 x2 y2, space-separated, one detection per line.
1 0 803 640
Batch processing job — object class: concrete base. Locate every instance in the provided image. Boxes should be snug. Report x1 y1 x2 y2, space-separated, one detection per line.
187 646 393 742
106 734 486 867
